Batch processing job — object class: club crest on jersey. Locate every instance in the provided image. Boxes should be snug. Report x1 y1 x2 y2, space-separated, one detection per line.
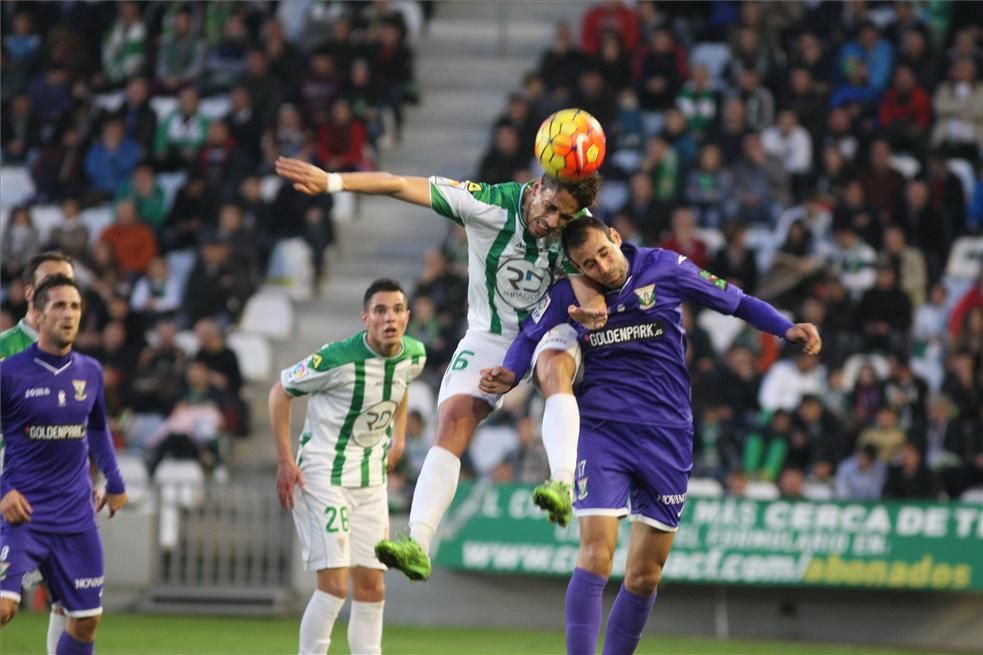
634 284 656 310
699 270 728 291
72 380 87 401
0 560 9 581
58 390 66 407
577 477 589 500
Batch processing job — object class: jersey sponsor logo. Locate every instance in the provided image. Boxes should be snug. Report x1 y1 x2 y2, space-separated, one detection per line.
634 284 656 310
352 400 399 448
657 492 688 505
72 380 87 401
24 387 51 398
584 320 664 348
73 575 104 589
496 258 552 310
27 423 86 440
531 294 551 323
698 269 728 291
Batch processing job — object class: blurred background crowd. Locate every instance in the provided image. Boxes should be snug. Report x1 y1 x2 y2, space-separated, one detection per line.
399 0 983 506
1 0 981 507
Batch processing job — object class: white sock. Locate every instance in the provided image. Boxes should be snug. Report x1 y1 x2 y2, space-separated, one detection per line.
299 589 345 655
408 446 461 554
347 600 384 655
47 609 66 655
542 393 579 485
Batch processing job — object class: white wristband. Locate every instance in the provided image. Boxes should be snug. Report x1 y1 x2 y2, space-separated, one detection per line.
325 172 344 194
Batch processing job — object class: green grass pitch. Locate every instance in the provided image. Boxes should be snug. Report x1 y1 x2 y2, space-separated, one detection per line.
0 612 962 654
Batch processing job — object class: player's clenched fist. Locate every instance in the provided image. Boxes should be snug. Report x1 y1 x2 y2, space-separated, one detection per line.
1 489 33 524
276 460 305 510
784 323 823 356
479 367 517 395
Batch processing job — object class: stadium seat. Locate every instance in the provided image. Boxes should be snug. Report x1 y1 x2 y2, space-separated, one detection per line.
199 95 232 120
694 227 724 257
174 330 200 356
889 154 920 179
150 96 179 123
841 353 890 389
239 289 295 340
266 238 314 301
260 175 283 202
80 204 116 240
165 248 197 292
947 159 975 208
744 480 780 500
960 487 983 503
697 310 744 354
944 236 983 280
226 330 273 383
116 453 151 508
687 477 724 498
27 204 65 243
0 166 35 209
157 171 188 213
803 481 834 501
690 43 731 81
155 459 206 550
92 90 125 113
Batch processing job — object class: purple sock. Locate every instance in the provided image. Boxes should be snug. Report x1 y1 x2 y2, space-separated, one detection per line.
566 567 608 655
601 584 657 655
56 631 94 655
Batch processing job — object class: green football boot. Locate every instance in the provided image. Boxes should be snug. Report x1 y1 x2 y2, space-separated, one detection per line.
374 535 432 581
532 479 573 527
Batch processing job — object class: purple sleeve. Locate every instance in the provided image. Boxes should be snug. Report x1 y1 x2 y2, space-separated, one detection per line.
87 376 126 495
733 295 795 338
501 282 575 383
674 256 744 314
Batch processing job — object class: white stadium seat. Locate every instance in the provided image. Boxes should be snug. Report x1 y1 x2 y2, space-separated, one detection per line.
199 95 231 120
28 204 65 243
80 204 116 240
0 166 36 209
266 238 314 301
116 453 151 507
947 158 975 209
150 96 179 123
690 43 731 81
226 330 273 383
688 477 725 498
889 154 920 179
239 289 294 340
744 480 780 500
697 310 744 355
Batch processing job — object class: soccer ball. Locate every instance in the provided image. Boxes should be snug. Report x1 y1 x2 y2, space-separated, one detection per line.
534 108 606 181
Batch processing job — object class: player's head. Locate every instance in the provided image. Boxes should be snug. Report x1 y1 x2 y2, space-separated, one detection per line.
32 274 82 352
524 173 601 238
562 216 629 289
361 278 410 355
23 250 74 307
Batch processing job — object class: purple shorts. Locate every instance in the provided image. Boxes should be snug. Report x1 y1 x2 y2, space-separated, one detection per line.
573 418 693 532
0 523 104 617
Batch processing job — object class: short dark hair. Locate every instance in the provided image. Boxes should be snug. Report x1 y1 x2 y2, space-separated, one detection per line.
561 216 611 257
32 275 80 312
545 172 602 212
23 251 73 286
363 278 406 308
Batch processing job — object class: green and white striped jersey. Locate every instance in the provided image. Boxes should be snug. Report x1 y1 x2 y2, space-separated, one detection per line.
429 177 573 340
281 332 426 488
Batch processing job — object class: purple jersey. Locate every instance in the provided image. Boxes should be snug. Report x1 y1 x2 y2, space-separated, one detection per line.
504 243 751 427
1 344 124 533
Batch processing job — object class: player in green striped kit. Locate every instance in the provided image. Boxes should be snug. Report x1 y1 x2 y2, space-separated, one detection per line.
0 250 75 655
269 279 425 655
276 157 605 583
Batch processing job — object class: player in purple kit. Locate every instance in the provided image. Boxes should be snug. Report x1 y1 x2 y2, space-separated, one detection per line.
0 275 127 655
481 218 820 655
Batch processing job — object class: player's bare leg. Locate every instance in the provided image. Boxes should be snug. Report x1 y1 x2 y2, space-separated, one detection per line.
349 566 385 655
566 515 619 655
299 568 348 655
532 348 579 526
58 614 100 654
375 395 493 581
602 523 674 655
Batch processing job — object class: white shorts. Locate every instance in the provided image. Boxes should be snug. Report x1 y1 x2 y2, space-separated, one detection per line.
437 330 514 409
529 323 584 388
292 479 388 571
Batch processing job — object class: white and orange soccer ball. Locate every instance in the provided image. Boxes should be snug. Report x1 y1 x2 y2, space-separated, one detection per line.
534 108 606 182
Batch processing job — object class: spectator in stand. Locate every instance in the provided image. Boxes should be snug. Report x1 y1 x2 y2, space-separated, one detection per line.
903 179 949 284
734 68 775 134
477 124 527 184
711 222 758 294
662 106 698 169
194 318 243 397
0 208 40 282
130 319 187 416
130 256 183 326
794 394 846 479
261 103 314 172
931 57 983 162
761 109 812 202
1 93 41 164
859 405 908 464
27 64 73 127
839 21 894 93
635 27 686 113
85 118 143 200
621 171 666 243
375 16 417 142
879 65 932 157
859 139 908 233
830 58 880 123
882 225 927 308
203 11 251 93
574 67 616 129
790 31 834 95
539 21 586 96
115 163 168 232
676 64 718 139
225 85 264 162
942 350 982 423
50 199 90 263
759 349 826 412
155 4 205 94
316 97 373 172
3 11 42 94
580 0 639 56
883 440 939 499
659 207 708 269
181 237 241 328
708 97 749 163
782 67 828 144
30 125 89 203
732 133 789 226
111 77 158 154
756 220 821 304
835 445 885 500
154 86 209 172
238 48 283 128
195 119 254 197
262 18 305 98
684 143 734 229
413 249 468 328
826 222 878 300
345 58 386 149
100 199 158 277
855 263 913 353
823 106 861 163
639 134 681 210
99 1 146 89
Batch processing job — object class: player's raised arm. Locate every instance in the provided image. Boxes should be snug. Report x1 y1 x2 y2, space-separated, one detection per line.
275 156 432 207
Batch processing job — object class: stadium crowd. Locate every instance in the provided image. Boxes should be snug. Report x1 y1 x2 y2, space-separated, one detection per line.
1 1 426 475
396 0 983 505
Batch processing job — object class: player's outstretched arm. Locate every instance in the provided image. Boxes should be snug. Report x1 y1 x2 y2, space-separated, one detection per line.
479 367 518 394
275 156 432 207
269 381 304 510
785 323 823 355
